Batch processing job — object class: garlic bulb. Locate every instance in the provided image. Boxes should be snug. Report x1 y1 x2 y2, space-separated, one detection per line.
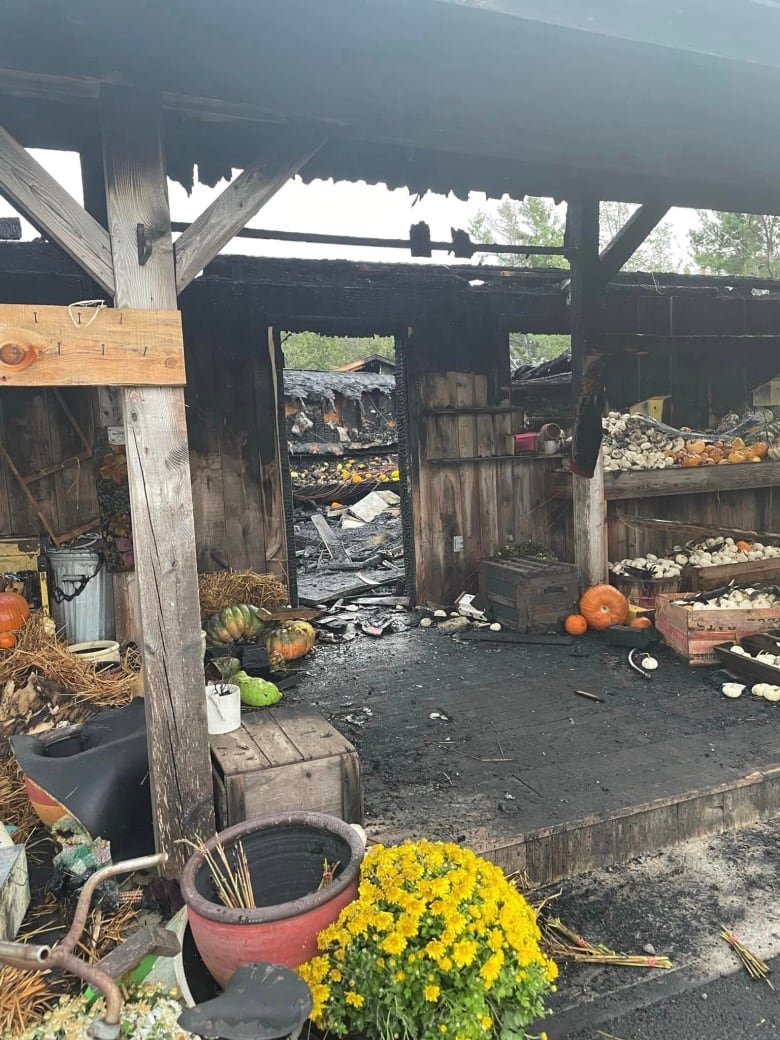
752 683 770 698
641 655 659 671
764 685 780 702
722 683 745 698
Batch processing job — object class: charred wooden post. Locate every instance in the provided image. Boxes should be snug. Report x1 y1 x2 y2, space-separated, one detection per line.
101 89 214 873
567 199 608 588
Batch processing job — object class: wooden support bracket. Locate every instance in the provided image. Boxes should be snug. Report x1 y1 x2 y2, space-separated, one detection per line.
0 122 115 294
598 203 670 284
174 124 327 293
0 304 185 386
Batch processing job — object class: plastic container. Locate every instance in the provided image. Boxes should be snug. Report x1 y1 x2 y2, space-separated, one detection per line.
514 432 538 453
205 683 241 735
629 395 670 421
67 640 121 665
47 545 115 642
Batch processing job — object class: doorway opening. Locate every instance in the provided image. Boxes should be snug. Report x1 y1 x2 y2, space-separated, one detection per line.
277 327 415 608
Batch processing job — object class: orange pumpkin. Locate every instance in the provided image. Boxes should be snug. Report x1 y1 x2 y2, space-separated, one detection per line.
630 617 653 630
0 631 16 648
579 584 629 631
564 614 588 636
681 455 702 467
0 591 29 634
265 620 316 661
736 540 752 553
751 442 768 458
727 450 746 463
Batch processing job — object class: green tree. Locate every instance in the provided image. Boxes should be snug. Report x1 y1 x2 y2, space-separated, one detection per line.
689 211 780 278
470 197 679 364
282 333 394 370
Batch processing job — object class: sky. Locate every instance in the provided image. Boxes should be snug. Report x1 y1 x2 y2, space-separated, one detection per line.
0 149 699 268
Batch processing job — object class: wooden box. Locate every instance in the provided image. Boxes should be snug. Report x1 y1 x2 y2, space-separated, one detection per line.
479 557 579 632
655 593 780 666
681 557 780 593
610 572 681 609
210 706 363 829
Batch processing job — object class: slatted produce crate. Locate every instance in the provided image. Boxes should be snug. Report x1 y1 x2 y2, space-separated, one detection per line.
655 593 780 666
479 556 579 632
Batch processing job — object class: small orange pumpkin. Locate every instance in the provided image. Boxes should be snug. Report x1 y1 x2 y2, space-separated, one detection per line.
0 631 16 648
681 454 702 467
751 442 768 458
630 617 653 630
564 614 588 636
736 540 752 553
579 584 629 631
0 591 29 634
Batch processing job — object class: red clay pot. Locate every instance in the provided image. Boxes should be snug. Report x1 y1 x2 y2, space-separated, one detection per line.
180 811 364 987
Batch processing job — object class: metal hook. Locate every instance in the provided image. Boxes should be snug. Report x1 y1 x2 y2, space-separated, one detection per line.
137 223 152 266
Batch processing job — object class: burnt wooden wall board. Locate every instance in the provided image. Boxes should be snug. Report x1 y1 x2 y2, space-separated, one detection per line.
183 308 229 573
255 326 288 583
48 388 97 535
1 389 57 536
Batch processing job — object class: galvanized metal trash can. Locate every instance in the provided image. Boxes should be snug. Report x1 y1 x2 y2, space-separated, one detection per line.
47 543 116 642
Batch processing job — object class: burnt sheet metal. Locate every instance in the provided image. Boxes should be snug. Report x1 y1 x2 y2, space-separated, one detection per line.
284 369 396 404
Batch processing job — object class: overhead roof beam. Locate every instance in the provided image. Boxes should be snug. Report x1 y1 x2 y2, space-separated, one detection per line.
0 121 115 294
174 125 327 293
598 203 670 284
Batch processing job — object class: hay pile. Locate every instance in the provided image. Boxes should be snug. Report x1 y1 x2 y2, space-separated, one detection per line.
199 570 287 619
0 756 38 841
0 614 136 709
0 614 137 745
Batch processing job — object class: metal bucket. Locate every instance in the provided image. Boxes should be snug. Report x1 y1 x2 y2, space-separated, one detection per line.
47 546 115 642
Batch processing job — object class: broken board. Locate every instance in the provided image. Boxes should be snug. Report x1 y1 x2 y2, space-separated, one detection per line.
297 567 404 606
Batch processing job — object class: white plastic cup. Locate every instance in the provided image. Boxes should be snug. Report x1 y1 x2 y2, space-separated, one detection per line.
205 683 241 735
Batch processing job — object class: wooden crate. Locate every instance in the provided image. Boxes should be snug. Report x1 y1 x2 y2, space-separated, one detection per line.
655 593 780 666
682 557 780 593
479 557 579 632
610 572 680 609
210 706 363 829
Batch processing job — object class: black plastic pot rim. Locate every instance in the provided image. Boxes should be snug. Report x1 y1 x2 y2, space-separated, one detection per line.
179 811 364 925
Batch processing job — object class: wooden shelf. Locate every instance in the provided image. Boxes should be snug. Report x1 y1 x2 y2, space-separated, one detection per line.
428 454 565 464
546 461 780 501
422 406 520 416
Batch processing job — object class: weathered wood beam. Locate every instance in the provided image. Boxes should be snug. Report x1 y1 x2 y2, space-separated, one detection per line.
598 203 670 284
101 88 214 875
567 199 608 588
0 304 185 386
0 122 114 294
174 125 326 293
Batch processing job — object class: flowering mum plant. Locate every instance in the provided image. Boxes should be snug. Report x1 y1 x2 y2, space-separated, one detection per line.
19 984 191 1040
298 839 557 1040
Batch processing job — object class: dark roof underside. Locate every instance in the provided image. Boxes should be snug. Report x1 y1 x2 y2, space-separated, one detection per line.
2 1 780 211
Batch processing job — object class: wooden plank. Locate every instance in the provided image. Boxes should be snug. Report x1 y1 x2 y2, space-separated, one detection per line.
271 705 356 760
0 389 58 538
426 373 463 602
573 451 608 586
0 122 114 294
598 203 670 283
548 460 780 501
215 310 266 572
311 512 350 561
568 198 607 587
256 327 288 582
47 388 98 537
102 87 214 874
0 303 185 386
244 710 301 768
454 372 481 581
174 125 326 293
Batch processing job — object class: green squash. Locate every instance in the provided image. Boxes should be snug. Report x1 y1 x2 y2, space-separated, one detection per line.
205 604 267 645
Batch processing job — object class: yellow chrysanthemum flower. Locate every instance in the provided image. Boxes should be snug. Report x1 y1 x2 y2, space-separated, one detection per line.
424 984 441 1002
345 991 364 1008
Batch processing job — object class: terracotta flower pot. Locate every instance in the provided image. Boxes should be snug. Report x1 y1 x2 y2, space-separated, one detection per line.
180 811 364 987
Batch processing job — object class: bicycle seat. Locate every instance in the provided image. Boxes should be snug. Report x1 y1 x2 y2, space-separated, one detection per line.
178 962 313 1040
